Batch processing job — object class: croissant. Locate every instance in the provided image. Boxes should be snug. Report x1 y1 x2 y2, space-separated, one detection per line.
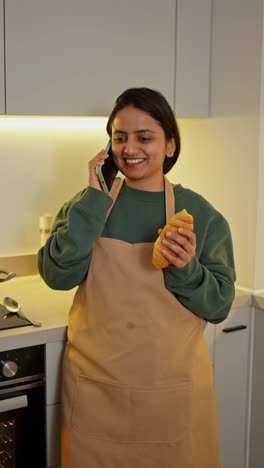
152 209 194 269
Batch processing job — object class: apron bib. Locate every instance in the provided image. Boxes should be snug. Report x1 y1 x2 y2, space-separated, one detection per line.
61 178 220 468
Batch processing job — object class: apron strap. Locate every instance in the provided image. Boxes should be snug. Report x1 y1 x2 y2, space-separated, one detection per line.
164 176 175 222
106 178 124 220
106 176 175 222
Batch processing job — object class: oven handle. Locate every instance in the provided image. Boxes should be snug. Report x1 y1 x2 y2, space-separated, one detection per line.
0 394 28 413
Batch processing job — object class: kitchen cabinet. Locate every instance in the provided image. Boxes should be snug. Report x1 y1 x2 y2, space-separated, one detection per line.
45 340 65 468
249 307 264 468
0 0 4 114
46 404 61 468
4 0 211 117
204 321 215 365
175 0 211 117
214 304 251 468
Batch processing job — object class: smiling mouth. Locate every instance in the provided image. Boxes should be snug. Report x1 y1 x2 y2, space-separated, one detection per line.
124 158 146 165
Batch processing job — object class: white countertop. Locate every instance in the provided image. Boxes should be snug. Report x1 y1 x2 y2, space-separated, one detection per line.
254 291 264 310
0 275 260 352
0 275 76 351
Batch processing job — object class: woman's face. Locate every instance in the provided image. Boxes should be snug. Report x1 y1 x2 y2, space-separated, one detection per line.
111 106 175 191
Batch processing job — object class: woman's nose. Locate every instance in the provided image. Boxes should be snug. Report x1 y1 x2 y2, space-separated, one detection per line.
123 139 139 155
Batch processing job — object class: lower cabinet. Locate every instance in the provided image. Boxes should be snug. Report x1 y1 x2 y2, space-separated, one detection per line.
46 404 61 467
204 321 216 366
248 307 264 468
213 304 251 468
45 341 65 468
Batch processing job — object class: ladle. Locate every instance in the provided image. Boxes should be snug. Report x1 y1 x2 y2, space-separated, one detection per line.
3 296 42 327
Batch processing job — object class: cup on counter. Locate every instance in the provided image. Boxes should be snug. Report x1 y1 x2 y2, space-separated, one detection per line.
39 213 53 247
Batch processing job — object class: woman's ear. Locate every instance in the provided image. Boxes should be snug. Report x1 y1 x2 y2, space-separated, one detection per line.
166 139 176 158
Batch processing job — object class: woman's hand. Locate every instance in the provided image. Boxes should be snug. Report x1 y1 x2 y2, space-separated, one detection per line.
88 150 108 191
88 150 121 196
160 227 196 269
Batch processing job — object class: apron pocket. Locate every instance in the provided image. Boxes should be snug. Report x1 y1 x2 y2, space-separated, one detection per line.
71 375 191 443
71 375 130 441
129 381 191 443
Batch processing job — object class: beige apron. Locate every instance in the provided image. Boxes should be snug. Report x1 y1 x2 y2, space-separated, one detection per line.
61 178 220 468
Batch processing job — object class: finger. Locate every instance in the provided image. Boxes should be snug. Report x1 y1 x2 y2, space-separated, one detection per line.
88 150 109 190
165 229 196 249
97 151 109 165
164 234 195 253
109 177 122 198
89 150 109 168
162 238 194 260
161 246 192 269
177 228 196 244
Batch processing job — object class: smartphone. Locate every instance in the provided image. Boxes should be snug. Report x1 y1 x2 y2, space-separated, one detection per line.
96 140 118 193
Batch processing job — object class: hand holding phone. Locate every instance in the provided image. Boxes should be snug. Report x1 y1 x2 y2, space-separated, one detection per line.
96 140 118 193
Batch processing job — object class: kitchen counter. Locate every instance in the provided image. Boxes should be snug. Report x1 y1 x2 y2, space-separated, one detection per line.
253 291 264 310
0 275 76 351
0 275 259 352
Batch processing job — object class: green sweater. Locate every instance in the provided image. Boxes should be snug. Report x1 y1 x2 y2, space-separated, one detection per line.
38 183 236 324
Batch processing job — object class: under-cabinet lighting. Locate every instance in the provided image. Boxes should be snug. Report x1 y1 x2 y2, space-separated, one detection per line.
0 116 108 132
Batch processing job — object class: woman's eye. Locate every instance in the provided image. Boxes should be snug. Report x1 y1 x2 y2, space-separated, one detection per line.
113 136 126 143
139 137 151 142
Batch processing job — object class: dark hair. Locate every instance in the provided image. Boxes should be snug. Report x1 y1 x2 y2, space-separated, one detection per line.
106 87 181 174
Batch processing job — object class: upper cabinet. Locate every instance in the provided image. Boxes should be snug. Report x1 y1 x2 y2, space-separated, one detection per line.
0 0 5 114
175 0 211 117
4 0 211 117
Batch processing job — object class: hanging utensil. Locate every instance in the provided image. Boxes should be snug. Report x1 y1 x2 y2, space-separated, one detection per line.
3 296 42 327
0 270 16 282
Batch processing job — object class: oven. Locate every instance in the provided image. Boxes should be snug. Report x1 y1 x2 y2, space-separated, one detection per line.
0 345 46 468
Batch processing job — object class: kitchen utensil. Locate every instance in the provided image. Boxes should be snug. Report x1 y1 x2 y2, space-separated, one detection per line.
0 270 16 282
3 296 42 327
0 303 32 330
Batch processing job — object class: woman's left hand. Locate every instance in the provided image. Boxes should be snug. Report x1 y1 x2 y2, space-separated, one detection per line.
161 227 196 269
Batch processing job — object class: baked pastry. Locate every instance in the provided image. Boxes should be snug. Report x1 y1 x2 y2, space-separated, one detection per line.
152 209 194 269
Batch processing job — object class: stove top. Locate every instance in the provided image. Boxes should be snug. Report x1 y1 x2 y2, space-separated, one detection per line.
0 303 31 330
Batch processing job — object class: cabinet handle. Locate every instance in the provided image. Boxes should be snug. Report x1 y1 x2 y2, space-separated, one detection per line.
222 325 247 333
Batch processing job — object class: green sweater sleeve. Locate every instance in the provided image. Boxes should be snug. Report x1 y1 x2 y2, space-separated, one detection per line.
38 187 112 290
164 212 236 324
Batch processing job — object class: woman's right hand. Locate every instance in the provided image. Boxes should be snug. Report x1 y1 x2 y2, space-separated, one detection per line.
88 150 108 191
88 150 122 197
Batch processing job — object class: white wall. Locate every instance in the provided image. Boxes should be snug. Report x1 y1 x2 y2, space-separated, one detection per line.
0 0 263 289
0 118 108 253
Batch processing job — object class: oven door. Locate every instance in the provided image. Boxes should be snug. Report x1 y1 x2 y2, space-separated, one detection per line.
0 382 46 468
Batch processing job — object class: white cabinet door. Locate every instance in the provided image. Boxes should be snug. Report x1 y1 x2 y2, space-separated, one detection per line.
204 321 215 365
5 0 176 116
5 0 211 117
46 403 61 468
214 305 251 468
0 0 4 114
45 341 65 405
175 0 211 117
249 307 264 468
45 341 65 467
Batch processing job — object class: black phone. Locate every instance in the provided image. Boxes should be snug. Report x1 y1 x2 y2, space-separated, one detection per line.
96 140 118 193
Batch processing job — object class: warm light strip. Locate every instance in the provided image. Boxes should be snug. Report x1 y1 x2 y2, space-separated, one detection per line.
0 116 108 131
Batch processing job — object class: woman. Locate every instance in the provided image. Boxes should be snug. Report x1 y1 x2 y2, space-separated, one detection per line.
38 87 236 467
